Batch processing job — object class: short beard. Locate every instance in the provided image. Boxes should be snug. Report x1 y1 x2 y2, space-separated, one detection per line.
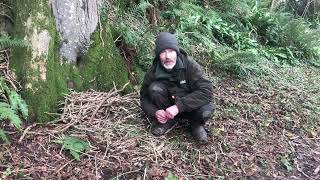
161 61 176 70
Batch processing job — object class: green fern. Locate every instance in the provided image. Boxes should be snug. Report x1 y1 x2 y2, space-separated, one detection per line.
0 80 23 129
8 91 28 120
165 171 178 180
54 136 90 161
0 106 22 129
0 102 10 108
137 0 153 13
0 78 10 93
0 78 28 144
215 51 273 77
0 78 28 120
0 129 10 144
0 36 29 49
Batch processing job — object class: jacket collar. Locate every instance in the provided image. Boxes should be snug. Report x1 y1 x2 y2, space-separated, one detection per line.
175 56 184 69
155 57 184 79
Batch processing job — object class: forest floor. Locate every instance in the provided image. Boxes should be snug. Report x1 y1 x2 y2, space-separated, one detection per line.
1 64 320 179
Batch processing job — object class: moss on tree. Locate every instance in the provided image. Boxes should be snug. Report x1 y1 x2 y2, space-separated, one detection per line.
10 0 130 122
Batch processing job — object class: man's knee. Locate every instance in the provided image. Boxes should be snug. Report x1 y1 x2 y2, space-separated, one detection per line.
148 82 168 99
195 102 215 121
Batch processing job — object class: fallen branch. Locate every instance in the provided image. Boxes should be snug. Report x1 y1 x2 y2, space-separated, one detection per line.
89 82 129 122
18 124 38 143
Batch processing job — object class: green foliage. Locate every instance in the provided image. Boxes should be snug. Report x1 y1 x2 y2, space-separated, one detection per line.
280 155 293 171
0 129 10 144
214 51 273 77
8 91 28 120
0 78 28 143
163 2 260 59
54 136 90 161
211 127 225 136
165 0 319 70
109 1 155 82
0 78 28 122
0 36 29 49
248 10 320 64
165 171 178 180
215 0 255 17
163 3 221 58
109 0 320 80
286 0 320 18
0 105 22 129
2 167 12 177
137 0 153 13
222 142 232 153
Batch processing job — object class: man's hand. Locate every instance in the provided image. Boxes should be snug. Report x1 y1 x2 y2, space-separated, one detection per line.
155 110 169 124
165 105 179 119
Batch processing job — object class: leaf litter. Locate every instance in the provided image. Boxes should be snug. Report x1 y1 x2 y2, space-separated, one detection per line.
0 65 320 179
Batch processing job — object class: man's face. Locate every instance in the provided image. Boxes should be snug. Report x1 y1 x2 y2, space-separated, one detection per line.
159 48 177 70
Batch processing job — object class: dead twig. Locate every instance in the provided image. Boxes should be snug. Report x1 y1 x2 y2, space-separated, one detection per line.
89 82 129 122
18 124 38 143
113 169 141 180
0 12 14 23
87 131 107 152
295 160 315 180
54 159 74 175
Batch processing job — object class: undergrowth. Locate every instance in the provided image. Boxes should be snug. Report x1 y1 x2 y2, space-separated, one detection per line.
0 36 29 49
0 78 28 144
106 0 320 79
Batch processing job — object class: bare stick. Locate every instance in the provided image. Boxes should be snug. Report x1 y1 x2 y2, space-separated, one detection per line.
295 160 315 180
18 124 37 143
54 159 74 175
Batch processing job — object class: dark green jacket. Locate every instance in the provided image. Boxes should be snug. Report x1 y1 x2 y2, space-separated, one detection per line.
140 48 213 117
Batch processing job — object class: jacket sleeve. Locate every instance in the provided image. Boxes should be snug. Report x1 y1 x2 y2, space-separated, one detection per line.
175 60 213 113
140 70 158 117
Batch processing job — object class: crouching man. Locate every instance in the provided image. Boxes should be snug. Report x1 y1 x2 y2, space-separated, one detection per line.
140 32 215 143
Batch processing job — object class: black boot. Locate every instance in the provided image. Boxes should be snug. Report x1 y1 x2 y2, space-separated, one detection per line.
191 124 208 143
189 103 214 143
151 119 177 136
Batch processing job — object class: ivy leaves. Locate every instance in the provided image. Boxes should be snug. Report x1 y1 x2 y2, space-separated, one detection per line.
54 136 90 161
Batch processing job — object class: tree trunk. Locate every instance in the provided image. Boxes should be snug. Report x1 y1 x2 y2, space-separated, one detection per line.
10 0 130 122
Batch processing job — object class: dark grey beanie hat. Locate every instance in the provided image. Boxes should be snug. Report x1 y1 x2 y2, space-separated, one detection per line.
155 32 180 57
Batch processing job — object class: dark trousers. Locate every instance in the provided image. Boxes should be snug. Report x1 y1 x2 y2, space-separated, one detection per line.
149 81 215 126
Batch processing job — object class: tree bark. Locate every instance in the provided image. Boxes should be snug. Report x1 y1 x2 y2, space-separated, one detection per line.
10 0 130 122
51 0 102 63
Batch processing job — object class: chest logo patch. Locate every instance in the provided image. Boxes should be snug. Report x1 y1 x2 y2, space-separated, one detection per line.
180 80 186 84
